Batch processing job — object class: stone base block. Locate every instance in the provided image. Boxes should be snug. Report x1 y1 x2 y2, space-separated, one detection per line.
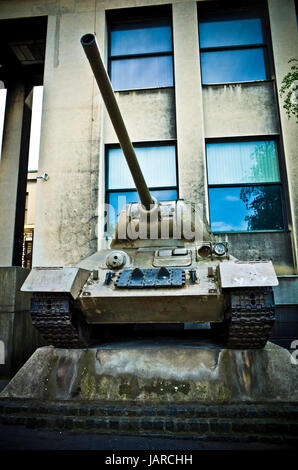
1 342 297 403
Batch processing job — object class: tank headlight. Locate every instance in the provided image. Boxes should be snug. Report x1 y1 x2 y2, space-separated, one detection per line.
198 244 212 258
213 243 227 256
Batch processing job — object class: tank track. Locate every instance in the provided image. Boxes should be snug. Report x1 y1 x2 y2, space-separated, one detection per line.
226 287 275 349
30 293 88 349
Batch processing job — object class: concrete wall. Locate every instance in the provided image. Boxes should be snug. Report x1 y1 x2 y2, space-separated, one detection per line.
203 82 279 138
0 267 44 379
0 83 26 266
268 0 298 272
32 10 102 266
105 89 176 143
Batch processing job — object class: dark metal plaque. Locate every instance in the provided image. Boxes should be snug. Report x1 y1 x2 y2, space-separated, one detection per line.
115 268 185 288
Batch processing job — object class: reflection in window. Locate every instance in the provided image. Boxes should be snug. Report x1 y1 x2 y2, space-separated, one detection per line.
201 48 266 84
206 140 284 232
209 186 284 232
199 18 263 48
106 144 178 233
109 18 173 90
206 141 280 185
198 8 268 84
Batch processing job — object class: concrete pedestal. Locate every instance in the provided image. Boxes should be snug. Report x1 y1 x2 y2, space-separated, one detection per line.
1 341 297 403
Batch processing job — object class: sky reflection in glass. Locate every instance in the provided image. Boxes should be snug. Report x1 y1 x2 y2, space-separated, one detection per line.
111 20 172 56
111 56 173 90
201 48 266 84
199 18 263 48
108 146 177 190
209 186 284 232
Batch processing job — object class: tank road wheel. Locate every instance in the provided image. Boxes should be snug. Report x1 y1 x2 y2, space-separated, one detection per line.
30 293 90 349
212 288 275 349
223 287 276 349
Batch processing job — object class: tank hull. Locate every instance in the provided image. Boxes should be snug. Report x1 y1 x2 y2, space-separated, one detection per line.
76 293 224 324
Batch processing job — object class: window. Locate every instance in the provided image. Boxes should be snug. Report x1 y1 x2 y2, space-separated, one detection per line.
108 11 173 91
206 139 284 232
106 143 178 232
198 4 269 84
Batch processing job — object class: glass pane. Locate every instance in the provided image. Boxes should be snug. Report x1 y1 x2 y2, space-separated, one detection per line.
199 18 263 48
201 48 266 84
111 56 173 90
111 20 172 56
207 141 280 185
209 185 284 232
107 189 177 232
108 146 177 189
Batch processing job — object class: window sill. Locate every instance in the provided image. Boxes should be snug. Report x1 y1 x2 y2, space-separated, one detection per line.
202 79 274 87
213 229 288 234
115 86 174 93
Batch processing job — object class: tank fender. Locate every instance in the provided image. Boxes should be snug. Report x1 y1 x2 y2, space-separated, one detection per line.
21 267 91 299
219 261 278 288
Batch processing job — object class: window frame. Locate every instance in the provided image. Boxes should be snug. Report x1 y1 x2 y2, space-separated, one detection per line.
107 8 175 92
198 3 272 85
205 136 287 233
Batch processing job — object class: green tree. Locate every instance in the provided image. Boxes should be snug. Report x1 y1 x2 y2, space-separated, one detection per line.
279 58 298 124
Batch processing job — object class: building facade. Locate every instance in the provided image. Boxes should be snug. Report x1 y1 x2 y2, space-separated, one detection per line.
0 0 297 351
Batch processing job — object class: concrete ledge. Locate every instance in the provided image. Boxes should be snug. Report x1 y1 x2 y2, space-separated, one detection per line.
1 342 297 403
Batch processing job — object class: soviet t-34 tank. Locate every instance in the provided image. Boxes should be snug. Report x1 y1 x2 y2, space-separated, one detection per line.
21 33 278 349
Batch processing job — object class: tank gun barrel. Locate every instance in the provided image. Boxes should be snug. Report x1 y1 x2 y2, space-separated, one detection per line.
81 33 154 211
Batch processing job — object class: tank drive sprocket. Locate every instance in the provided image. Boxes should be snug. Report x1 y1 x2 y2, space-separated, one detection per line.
224 287 276 349
30 293 89 348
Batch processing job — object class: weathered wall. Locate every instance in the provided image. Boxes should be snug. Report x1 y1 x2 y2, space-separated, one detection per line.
203 82 279 138
0 267 44 379
216 232 295 275
0 83 26 266
268 0 298 272
32 10 102 266
173 1 207 210
105 89 176 143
